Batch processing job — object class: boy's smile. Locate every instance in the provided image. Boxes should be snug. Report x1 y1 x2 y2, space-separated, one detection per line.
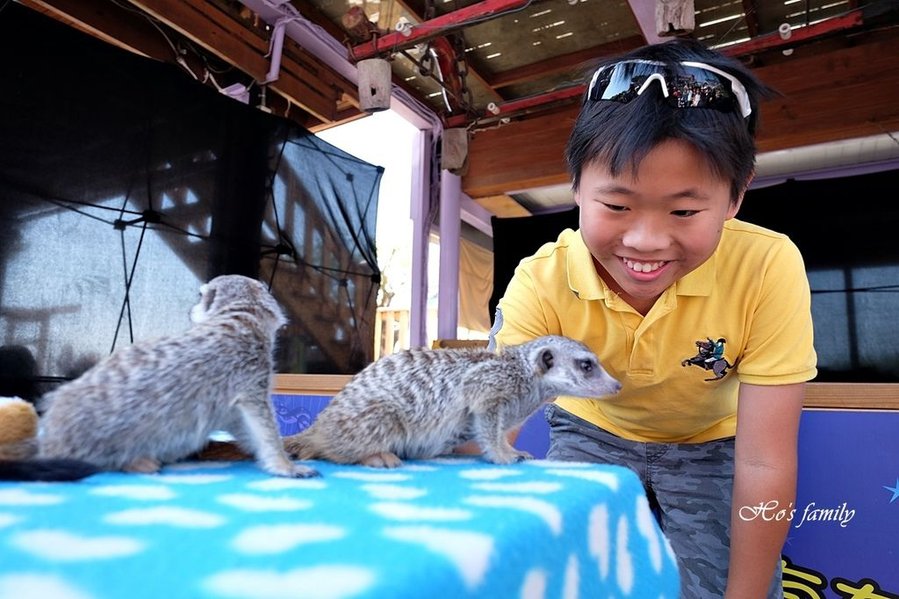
575 138 744 315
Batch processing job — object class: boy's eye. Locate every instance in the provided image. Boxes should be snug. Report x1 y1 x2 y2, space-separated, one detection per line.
671 209 699 217
601 202 628 212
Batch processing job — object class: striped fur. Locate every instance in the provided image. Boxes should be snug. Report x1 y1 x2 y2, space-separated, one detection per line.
284 336 620 468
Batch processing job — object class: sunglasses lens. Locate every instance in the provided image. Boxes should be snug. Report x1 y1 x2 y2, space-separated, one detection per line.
664 66 737 111
591 62 661 102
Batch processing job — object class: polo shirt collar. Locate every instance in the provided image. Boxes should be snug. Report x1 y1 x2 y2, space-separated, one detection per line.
566 229 717 299
566 231 607 301
674 252 716 296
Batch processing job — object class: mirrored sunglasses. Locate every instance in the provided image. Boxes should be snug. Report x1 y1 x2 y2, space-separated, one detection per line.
587 59 752 119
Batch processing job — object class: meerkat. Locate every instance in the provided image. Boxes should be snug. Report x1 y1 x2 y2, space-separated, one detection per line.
283 335 621 468
20 274 317 479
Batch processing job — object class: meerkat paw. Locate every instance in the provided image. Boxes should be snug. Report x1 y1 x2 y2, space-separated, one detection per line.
360 451 402 468
124 456 162 474
287 463 321 478
486 448 532 465
513 448 533 461
260 459 320 478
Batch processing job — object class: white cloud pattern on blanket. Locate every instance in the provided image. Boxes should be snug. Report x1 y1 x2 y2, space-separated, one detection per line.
588 504 611 579
104 506 225 527
0 513 21 528
360 483 428 500
217 493 313 512
203 565 376 599
231 523 346 554
0 573 94 599
458 467 523 480
90 484 177 501
11 530 144 560
0 488 64 506
469 481 562 494
520 568 548 598
464 495 563 535
382 526 494 590
369 501 472 521
616 515 635 594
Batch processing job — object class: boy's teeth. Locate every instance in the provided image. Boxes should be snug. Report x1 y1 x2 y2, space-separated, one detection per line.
624 259 664 273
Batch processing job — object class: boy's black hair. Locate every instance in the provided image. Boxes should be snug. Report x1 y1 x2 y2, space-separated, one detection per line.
565 38 774 201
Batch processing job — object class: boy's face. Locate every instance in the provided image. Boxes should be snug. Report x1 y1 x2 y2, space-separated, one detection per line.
575 138 742 315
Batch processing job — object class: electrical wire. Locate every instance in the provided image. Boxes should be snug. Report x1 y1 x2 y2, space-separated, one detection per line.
110 220 149 353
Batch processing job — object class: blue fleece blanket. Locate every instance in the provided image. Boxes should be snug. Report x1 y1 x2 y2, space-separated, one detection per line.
0 458 679 599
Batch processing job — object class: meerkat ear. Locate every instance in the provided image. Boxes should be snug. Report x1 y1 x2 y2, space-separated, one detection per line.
190 283 217 324
540 349 555 372
203 286 218 312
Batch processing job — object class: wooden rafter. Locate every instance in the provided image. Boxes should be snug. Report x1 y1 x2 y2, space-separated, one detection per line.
740 0 760 38
486 34 645 90
25 0 363 127
20 0 189 62
128 0 358 122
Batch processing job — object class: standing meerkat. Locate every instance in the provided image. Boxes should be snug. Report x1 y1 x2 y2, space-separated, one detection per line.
283 335 620 468
31 274 317 479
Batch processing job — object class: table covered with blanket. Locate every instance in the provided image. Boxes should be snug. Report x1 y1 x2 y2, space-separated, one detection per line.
0 458 680 598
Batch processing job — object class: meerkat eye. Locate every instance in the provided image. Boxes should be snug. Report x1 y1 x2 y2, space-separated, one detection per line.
579 360 594 373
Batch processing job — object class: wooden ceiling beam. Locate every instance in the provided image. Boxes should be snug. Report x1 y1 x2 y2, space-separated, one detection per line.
740 0 760 38
486 35 645 90
124 0 356 124
19 0 182 61
21 0 361 125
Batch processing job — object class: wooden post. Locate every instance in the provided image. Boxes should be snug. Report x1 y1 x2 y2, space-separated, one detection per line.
656 0 694 36
357 58 391 112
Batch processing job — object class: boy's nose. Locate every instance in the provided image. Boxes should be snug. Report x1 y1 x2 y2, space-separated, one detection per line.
621 219 671 252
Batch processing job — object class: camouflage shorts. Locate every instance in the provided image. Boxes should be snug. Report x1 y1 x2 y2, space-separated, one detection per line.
544 403 783 599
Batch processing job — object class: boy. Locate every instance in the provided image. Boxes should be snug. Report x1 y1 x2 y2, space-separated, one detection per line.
490 39 817 598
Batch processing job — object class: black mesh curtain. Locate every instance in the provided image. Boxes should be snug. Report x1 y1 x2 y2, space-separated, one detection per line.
739 169 899 382
0 5 381 401
488 208 578 320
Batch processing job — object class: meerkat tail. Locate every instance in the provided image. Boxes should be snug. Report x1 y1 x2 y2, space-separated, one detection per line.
284 428 367 465
0 458 100 482
283 430 322 461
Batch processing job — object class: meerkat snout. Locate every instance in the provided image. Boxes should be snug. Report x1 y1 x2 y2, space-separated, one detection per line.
533 337 621 399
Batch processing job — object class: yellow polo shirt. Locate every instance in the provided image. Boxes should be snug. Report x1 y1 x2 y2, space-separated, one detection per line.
494 220 817 443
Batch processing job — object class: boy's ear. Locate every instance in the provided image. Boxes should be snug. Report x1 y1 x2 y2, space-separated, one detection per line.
728 172 754 219
727 194 744 219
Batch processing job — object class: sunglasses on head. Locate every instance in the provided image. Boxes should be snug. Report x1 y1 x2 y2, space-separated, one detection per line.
587 59 752 119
